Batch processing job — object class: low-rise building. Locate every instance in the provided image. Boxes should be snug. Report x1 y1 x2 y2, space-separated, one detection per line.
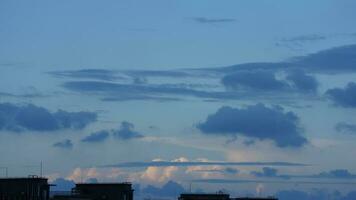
52 183 133 200
0 176 50 200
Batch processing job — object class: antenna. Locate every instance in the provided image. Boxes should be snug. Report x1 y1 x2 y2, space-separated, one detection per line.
40 161 43 177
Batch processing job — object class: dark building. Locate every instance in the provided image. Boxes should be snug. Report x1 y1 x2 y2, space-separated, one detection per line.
232 198 278 200
0 176 50 200
179 194 230 200
179 194 277 200
53 183 133 200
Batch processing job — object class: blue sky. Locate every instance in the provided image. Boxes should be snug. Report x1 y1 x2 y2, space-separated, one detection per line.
1 0 356 199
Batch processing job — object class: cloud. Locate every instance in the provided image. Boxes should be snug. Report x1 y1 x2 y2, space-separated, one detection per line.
51 178 75 191
81 130 110 143
192 167 238 174
141 166 179 183
0 91 46 99
102 161 307 168
281 34 327 43
0 103 97 132
251 167 290 179
49 69 123 81
192 17 236 24
67 168 100 183
112 121 144 140
286 70 318 93
310 169 356 179
250 169 356 180
335 122 356 134
221 71 288 91
251 167 278 177
62 81 237 101
101 95 181 102
208 44 356 74
123 70 190 78
80 121 143 143
191 179 356 185
294 44 356 73
326 82 356 107
141 181 185 197
276 189 356 200
221 70 318 94
53 139 73 149
197 104 307 148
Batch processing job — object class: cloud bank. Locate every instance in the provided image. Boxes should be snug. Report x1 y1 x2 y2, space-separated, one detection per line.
0 103 97 132
197 104 307 148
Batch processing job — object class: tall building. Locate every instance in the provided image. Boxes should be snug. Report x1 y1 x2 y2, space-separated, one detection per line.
0 176 50 200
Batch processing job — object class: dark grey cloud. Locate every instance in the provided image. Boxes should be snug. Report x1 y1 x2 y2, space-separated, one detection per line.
286 70 318 93
209 44 356 73
335 122 356 134
326 82 356 107
221 70 318 94
276 189 345 200
80 121 144 143
53 139 73 149
102 161 307 168
0 103 97 132
250 167 290 179
141 181 185 198
309 169 356 179
49 69 123 81
197 104 307 148
212 62 288 74
251 167 278 177
294 44 356 73
81 130 110 143
251 169 356 180
112 121 143 140
276 189 356 200
192 17 236 24
0 91 46 99
221 71 288 91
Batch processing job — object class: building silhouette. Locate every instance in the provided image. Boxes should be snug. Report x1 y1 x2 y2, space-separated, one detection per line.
179 194 277 200
0 176 51 200
0 176 277 200
53 183 133 200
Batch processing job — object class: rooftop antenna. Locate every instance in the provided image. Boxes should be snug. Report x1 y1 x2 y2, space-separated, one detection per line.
40 161 43 177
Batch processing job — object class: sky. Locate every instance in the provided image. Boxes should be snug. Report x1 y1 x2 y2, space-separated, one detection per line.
1 0 356 199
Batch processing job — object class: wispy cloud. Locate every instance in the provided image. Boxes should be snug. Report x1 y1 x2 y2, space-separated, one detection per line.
53 139 73 149
101 161 307 168
192 17 236 24
192 178 356 185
